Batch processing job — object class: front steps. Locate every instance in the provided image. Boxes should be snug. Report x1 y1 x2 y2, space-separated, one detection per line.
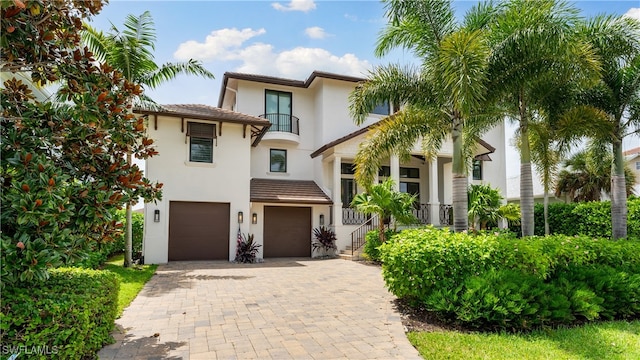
338 245 363 260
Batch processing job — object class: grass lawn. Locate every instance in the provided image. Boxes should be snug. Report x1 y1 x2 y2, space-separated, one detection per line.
102 254 157 316
408 320 640 360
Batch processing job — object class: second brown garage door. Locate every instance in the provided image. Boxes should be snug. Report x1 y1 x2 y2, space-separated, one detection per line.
263 206 311 257
168 201 230 261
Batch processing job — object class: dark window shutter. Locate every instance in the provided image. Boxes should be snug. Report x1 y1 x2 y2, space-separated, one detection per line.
187 122 216 139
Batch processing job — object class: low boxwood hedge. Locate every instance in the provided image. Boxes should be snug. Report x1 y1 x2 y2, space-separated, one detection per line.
0 268 118 359
380 227 640 330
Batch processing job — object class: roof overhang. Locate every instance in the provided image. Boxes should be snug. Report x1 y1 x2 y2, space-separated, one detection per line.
250 178 333 205
135 104 270 147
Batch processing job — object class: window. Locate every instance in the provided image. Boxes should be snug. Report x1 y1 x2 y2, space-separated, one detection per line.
265 90 292 132
400 167 419 179
472 159 483 180
341 178 357 207
270 149 287 172
636 161 640 170
400 182 420 195
378 166 391 177
371 100 390 116
341 163 356 175
187 122 215 163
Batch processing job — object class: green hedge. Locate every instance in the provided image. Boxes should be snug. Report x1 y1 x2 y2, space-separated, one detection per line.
509 199 640 238
379 227 640 330
362 229 397 262
78 209 144 269
0 268 119 359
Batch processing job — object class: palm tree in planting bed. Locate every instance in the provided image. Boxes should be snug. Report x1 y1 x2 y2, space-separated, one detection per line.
349 0 503 232
82 11 215 266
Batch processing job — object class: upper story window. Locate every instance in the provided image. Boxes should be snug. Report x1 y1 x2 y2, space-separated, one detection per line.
378 166 391 177
187 122 216 163
371 100 390 116
270 149 287 172
265 90 295 132
400 167 419 179
472 159 483 180
636 161 640 170
341 163 356 175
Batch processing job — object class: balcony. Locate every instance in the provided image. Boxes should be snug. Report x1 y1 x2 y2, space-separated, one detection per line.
259 113 300 144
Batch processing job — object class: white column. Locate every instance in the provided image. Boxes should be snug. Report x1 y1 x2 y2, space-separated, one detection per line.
390 154 400 191
333 156 342 226
429 158 440 225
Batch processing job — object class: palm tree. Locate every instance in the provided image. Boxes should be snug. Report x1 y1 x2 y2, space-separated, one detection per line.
485 0 601 237
349 0 502 232
577 15 640 239
82 11 215 266
350 179 417 243
555 145 636 202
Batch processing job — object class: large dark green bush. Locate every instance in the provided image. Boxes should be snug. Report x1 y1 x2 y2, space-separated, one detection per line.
77 209 144 269
0 268 119 359
508 198 640 238
379 227 640 330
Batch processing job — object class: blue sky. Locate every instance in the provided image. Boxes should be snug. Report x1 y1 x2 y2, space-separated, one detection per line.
89 0 640 107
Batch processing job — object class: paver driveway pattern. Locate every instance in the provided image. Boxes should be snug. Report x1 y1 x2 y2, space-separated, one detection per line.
98 258 421 359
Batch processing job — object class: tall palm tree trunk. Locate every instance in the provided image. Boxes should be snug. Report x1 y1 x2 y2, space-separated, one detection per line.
611 138 627 239
124 152 133 267
519 94 535 237
543 189 550 235
452 117 468 232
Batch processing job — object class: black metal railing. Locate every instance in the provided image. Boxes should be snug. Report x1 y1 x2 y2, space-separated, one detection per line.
342 207 368 225
412 203 430 224
439 204 453 226
259 113 299 135
351 215 381 256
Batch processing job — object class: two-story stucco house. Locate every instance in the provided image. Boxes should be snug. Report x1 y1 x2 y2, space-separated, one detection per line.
138 71 507 264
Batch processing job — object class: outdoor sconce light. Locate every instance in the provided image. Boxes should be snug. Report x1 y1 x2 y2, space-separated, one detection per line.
154 209 160 222
319 214 325 226
238 211 243 224
252 213 258 224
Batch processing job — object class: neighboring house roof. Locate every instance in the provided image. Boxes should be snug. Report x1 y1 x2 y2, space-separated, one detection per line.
623 147 640 156
250 178 333 205
218 71 365 107
310 119 496 160
135 104 271 146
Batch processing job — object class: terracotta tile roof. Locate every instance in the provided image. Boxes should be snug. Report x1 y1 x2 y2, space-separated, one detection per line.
137 104 270 126
624 147 640 156
250 178 332 205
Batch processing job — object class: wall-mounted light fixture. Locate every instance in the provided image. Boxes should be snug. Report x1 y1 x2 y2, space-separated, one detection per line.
237 211 244 224
154 209 160 222
319 214 325 226
252 213 258 224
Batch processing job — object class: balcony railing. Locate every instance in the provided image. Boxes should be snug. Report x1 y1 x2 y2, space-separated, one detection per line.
343 203 452 226
412 203 430 225
439 204 453 226
342 207 369 225
259 113 299 135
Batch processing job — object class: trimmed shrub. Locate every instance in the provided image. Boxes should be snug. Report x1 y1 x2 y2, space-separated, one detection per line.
362 229 396 262
509 199 640 238
77 209 144 269
0 268 119 359
379 227 640 330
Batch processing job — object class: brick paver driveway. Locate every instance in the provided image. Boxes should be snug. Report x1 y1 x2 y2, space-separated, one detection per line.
98 258 421 359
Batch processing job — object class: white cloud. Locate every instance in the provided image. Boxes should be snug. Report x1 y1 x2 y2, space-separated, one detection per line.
174 27 371 80
624 8 640 21
173 28 266 61
305 26 329 39
272 0 316 12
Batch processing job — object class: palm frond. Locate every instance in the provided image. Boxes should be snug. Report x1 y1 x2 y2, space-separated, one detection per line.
142 60 215 89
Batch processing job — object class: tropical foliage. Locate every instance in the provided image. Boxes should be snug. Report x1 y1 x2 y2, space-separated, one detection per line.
349 0 502 232
351 179 417 242
467 184 519 230
1 0 162 287
312 226 338 255
555 146 636 202
82 11 215 266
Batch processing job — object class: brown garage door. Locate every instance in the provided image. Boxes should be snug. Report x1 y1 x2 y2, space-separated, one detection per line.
168 201 230 261
263 206 311 257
